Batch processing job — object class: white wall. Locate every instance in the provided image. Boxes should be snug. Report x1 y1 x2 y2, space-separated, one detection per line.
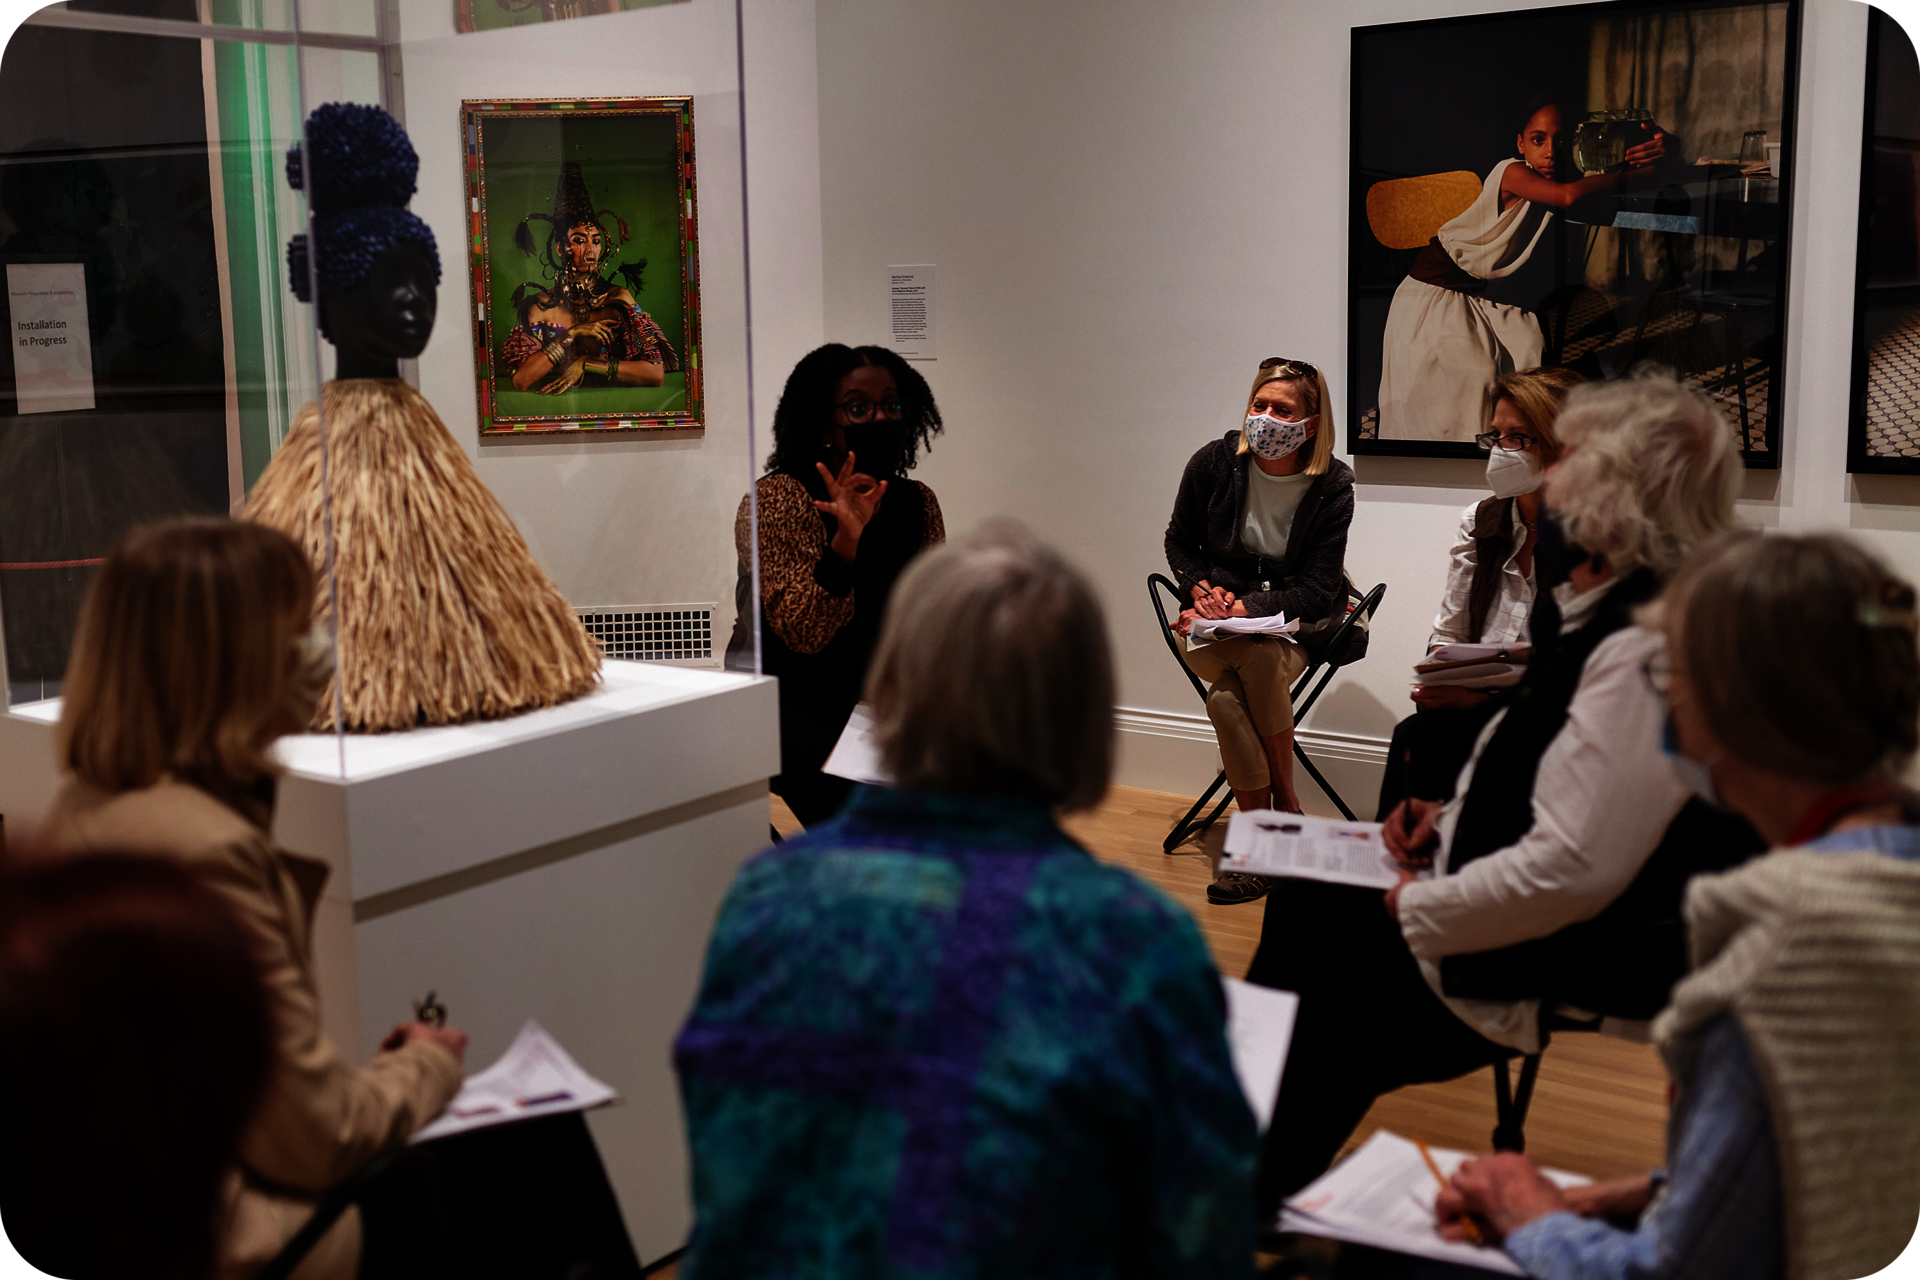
397 0 823 647
813 0 1896 810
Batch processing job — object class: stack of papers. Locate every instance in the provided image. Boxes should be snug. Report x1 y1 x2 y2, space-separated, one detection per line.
1220 811 1425 891
412 1020 619 1143
1415 642 1530 691
1279 1130 1591 1275
1189 612 1299 642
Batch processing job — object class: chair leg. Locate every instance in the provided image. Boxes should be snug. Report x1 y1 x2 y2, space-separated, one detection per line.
1292 743 1356 821
1165 771 1232 853
1491 1053 1542 1153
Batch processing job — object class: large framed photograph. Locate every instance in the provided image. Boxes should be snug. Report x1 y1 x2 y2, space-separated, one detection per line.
1350 0 1800 466
463 97 700 436
1849 7 1920 473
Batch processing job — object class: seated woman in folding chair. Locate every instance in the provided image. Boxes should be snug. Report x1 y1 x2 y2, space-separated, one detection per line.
1163 356 1354 906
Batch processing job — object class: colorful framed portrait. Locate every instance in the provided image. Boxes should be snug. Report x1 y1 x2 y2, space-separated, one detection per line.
1849 7 1920 473
463 96 700 435
1349 0 1801 466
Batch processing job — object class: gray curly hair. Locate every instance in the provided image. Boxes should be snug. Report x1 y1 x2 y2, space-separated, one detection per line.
1545 371 1740 578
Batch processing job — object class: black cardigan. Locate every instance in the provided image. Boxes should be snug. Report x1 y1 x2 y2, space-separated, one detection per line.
1163 431 1355 624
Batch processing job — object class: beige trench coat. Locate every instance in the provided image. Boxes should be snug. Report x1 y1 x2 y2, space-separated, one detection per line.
37 778 463 1279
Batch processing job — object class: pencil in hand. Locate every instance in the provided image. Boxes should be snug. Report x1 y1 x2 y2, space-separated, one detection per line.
1416 1137 1487 1246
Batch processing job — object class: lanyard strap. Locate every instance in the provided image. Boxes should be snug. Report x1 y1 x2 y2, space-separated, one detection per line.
1786 782 1905 848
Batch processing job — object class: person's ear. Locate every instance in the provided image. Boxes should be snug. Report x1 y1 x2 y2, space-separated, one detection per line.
1302 415 1319 439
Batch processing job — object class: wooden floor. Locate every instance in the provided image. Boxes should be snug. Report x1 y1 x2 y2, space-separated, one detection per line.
651 788 1670 1273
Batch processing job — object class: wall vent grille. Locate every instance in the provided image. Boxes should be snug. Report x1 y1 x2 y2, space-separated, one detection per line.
577 603 718 667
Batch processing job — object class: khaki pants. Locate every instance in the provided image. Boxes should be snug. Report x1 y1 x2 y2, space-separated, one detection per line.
1182 634 1308 791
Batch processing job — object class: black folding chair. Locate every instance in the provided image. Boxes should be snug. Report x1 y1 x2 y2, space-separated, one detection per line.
1489 920 1688 1152
1147 575 1387 852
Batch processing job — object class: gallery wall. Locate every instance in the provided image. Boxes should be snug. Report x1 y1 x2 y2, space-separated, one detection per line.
397 0 824 654
813 0 1894 805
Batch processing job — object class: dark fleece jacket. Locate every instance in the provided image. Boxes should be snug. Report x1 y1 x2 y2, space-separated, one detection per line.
1163 430 1355 624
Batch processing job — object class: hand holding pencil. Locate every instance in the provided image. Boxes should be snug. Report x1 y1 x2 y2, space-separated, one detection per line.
1431 1146 1573 1245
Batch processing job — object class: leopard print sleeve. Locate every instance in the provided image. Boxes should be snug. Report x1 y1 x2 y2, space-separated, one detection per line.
917 483 945 549
746 474 858 655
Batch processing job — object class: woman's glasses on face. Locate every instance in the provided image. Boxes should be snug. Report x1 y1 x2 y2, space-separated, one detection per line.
1474 431 1538 452
1641 656 1672 700
835 397 904 423
1259 357 1317 379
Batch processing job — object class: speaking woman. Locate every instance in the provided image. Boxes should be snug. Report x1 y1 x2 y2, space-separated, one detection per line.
728 344 946 828
1164 357 1355 905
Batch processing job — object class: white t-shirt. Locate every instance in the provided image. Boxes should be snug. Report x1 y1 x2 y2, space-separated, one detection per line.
1240 461 1313 559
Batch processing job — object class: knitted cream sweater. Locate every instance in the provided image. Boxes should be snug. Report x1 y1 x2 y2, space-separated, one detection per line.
1654 847 1920 1280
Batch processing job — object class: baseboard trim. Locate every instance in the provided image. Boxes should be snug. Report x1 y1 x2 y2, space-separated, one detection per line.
1112 706 1390 813
1115 706 1391 765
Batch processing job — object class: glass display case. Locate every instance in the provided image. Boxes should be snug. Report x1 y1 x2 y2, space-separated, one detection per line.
0 0 764 720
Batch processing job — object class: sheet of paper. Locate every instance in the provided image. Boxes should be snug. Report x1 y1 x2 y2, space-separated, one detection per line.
1188 612 1299 641
1220 811 1422 891
1221 977 1298 1131
7 263 95 414
1281 1130 1591 1276
822 702 893 786
888 263 935 358
411 1019 618 1143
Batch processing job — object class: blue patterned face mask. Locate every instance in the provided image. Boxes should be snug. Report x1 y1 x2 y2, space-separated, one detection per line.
1244 412 1313 460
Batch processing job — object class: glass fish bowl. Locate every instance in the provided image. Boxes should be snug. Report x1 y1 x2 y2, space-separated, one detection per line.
1573 108 1655 175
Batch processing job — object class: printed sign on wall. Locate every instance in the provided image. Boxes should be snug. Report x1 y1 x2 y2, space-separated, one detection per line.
7 263 95 414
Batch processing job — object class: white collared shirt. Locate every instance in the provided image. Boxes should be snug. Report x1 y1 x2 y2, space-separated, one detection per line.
1428 499 1534 649
1398 579 1690 1051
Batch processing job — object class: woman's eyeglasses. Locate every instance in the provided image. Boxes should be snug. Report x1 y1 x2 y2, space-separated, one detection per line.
1474 431 1538 452
835 397 904 423
1259 357 1317 379
1640 656 1672 699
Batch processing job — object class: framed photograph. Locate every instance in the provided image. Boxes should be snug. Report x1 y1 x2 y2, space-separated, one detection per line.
1849 7 1920 473
463 96 700 436
1349 0 1801 466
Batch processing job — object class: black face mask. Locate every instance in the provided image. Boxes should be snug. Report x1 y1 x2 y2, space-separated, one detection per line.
1534 506 1602 590
839 422 908 478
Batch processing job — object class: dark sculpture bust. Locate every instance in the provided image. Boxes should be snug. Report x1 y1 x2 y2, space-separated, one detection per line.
320 241 438 380
284 101 442 378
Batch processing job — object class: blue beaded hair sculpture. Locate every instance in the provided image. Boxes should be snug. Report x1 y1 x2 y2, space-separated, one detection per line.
284 103 441 318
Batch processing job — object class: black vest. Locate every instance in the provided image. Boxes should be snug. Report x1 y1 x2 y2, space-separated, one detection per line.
1438 569 1766 1013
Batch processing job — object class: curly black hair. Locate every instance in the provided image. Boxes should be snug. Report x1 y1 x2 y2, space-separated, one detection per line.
765 344 943 477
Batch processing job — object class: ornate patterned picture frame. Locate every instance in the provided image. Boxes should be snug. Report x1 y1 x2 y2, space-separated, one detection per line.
462 96 701 435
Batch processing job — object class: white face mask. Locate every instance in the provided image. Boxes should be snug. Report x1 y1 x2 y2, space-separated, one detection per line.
1486 446 1543 499
1661 716 1726 810
1245 412 1313 461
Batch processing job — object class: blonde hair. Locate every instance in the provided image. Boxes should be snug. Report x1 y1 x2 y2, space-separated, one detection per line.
1237 360 1335 476
866 522 1114 811
1488 365 1584 465
1545 372 1739 577
58 518 316 813
1664 531 1920 783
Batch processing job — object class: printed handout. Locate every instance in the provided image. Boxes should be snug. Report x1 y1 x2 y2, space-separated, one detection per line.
412 1020 618 1143
1280 1130 1590 1275
1220 811 1424 891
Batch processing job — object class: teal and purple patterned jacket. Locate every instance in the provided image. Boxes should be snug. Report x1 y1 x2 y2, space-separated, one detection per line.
673 786 1260 1279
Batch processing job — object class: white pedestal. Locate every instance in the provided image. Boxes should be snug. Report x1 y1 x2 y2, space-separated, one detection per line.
0 661 779 1266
